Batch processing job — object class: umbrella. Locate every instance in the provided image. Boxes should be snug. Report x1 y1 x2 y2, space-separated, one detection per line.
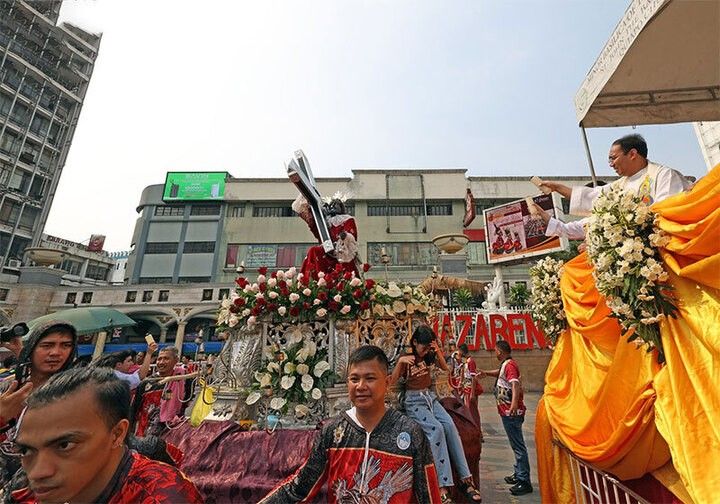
28 307 137 336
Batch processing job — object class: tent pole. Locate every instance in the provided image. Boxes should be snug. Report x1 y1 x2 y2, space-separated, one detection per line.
581 126 598 187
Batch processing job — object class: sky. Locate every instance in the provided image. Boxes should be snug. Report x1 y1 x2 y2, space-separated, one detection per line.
49 0 709 251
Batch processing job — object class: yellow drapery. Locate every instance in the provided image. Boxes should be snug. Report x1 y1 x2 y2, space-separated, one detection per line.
537 165 720 504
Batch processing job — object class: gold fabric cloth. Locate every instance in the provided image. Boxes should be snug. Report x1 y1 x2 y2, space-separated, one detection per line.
537 165 720 504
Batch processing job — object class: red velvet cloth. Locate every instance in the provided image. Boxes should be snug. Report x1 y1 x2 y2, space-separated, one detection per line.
164 422 323 503
165 403 482 503
300 217 359 280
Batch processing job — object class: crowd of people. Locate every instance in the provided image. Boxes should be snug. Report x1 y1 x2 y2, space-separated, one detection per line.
0 133 697 502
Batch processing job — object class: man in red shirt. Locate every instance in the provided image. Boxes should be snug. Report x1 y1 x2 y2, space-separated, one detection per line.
478 340 532 496
9 367 203 504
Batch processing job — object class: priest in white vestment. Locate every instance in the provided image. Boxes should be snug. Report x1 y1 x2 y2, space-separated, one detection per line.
536 134 690 240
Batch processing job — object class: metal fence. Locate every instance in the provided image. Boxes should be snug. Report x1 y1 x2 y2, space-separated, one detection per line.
554 440 649 504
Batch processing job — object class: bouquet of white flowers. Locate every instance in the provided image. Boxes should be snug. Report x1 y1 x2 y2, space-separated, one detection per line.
529 257 567 345
585 185 676 363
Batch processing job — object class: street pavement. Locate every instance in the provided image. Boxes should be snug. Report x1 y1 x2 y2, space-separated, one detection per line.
476 391 542 504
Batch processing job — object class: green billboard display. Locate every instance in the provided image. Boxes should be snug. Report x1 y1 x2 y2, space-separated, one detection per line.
163 172 227 201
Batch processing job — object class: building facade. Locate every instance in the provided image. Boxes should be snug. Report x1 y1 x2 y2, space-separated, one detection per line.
36 233 115 285
694 121 720 171
127 169 594 288
0 0 101 276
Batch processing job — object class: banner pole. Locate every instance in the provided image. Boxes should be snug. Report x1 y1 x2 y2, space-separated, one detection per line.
581 125 598 187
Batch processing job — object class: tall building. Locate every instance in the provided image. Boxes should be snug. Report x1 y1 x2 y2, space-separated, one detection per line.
0 0 101 275
126 169 596 287
693 121 720 171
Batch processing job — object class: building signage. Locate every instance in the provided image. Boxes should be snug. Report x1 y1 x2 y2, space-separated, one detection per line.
245 245 277 268
431 312 548 350
484 193 568 264
163 172 227 201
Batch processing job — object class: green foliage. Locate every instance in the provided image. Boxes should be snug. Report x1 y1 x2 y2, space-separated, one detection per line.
452 288 474 309
508 283 531 307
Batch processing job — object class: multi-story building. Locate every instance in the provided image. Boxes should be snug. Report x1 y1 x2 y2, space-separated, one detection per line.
127 169 596 288
694 121 720 171
0 0 101 276
36 233 114 285
108 250 130 284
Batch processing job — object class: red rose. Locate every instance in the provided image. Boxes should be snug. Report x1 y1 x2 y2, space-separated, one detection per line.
234 297 246 307
270 271 277 279
259 283 267 293
256 297 266 306
365 279 376 289
267 303 278 312
334 263 344 273
290 306 300 317
328 300 340 311
343 271 353 280
229 305 240 314
360 301 370 310
352 289 363 299
317 291 328 301
251 306 262 316
362 263 371 272
236 277 248 288
303 302 311 310
258 266 268 275
336 282 345 291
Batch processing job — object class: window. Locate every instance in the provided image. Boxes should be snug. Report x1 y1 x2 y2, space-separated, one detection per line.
125 291 137 302
466 242 488 265
228 205 245 217
367 242 439 266
138 277 172 284
202 289 213 301
81 292 93 304
60 259 83 276
86 262 110 281
142 290 153 302
231 243 315 268
475 198 516 215
178 276 211 284
17 207 39 233
366 200 452 217
145 242 178 254
0 199 22 227
190 205 221 216
183 241 215 254
65 292 76 305
154 205 184 216
218 288 229 300
0 288 8 301
158 290 169 302
252 205 294 217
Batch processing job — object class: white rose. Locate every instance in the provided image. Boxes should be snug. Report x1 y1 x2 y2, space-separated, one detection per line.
280 375 296 390
333 294 342 303
268 278 277 288
313 360 330 377
289 293 300 303
294 404 310 418
278 306 287 316
340 305 351 314
296 363 310 375
303 288 312 296
245 391 261 405
270 397 287 411
318 272 325 278
318 278 327 287
284 362 295 374
287 267 297 278
350 277 361 287
311 388 322 400
255 292 265 300
316 308 327 317
228 315 239 327
257 274 266 283
246 316 257 327
241 308 251 317
313 298 321 306
268 291 278 299
301 374 314 392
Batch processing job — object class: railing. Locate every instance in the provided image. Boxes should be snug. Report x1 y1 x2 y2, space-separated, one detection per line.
554 440 649 504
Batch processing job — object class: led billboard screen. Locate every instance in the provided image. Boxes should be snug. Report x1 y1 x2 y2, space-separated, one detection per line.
163 172 227 201
484 193 568 264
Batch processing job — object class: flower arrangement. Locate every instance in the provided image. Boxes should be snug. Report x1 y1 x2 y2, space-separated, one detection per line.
217 264 376 331
244 339 337 415
585 185 676 363
529 257 567 345
371 281 432 317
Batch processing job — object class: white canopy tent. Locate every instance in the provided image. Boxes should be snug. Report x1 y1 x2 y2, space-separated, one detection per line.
574 0 720 179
